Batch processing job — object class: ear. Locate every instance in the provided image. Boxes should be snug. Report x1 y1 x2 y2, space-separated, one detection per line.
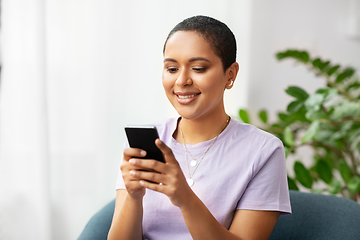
225 62 239 90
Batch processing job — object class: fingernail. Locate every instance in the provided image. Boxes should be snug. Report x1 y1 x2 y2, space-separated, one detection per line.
140 150 146 156
130 170 136 176
139 180 145 186
129 159 136 165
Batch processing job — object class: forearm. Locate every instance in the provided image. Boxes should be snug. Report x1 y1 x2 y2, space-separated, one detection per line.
180 194 241 240
108 193 143 240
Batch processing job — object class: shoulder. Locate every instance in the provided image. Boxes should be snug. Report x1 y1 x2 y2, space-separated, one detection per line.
224 118 285 169
227 118 283 149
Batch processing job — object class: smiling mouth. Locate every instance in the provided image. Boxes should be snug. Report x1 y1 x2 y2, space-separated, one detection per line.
177 93 201 99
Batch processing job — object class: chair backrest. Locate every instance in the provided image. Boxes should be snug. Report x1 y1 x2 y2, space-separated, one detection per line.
78 191 360 240
78 200 115 240
269 190 360 240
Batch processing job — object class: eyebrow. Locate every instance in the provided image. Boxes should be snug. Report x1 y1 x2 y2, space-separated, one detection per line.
164 58 177 63
163 57 211 63
189 57 211 63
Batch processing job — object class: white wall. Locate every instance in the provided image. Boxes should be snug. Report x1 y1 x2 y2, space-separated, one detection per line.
246 0 360 178
0 1 251 239
247 0 360 121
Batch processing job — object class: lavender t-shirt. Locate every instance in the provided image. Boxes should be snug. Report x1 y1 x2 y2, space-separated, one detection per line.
116 117 291 240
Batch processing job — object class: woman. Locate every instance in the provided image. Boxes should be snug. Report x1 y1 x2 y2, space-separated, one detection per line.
108 15 291 240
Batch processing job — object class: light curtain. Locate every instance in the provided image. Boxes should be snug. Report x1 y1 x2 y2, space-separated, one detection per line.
0 0 250 239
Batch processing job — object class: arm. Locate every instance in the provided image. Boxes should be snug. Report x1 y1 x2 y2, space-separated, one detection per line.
181 195 280 240
130 139 280 240
107 148 147 240
107 190 143 240
229 209 280 240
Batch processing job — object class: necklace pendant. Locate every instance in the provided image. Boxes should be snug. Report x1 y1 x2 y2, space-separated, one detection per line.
186 178 194 187
190 160 197 167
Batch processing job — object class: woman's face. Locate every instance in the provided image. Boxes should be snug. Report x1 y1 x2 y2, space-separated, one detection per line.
162 31 233 121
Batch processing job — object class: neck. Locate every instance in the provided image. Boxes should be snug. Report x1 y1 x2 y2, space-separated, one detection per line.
175 113 230 145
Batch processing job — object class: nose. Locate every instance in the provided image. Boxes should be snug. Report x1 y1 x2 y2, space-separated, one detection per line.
175 69 192 86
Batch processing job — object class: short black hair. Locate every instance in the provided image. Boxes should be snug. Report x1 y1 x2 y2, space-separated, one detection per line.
163 15 237 72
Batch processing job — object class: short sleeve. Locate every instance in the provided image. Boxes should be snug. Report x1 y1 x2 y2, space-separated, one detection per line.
236 138 291 215
116 169 126 190
115 142 129 190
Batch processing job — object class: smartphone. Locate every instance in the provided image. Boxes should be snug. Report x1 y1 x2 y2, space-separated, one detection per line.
125 126 166 163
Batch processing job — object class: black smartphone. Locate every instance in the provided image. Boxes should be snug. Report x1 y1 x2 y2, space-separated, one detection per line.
125 126 166 163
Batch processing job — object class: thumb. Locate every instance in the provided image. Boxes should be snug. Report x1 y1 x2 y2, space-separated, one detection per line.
155 139 176 163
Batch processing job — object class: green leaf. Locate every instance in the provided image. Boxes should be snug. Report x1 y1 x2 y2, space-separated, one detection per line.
331 102 360 121
284 147 289 158
305 110 329 121
346 82 360 91
287 101 303 113
316 88 328 94
290 50 310 63
239 109 250 124
301 121 320 143
347 176 360 194
328 179 342 194
323 150 337 169
330 130 347 141
283 126 294 147
316 160 332 184
278 113 288 122
316 88 338 102
312 58 321 68
285 86 309 101
327 123 351 144
315 129 335 142
349 127 360 150
335 68 355 83
259 110 268 123
304 94 325 112
312 189 323 194
299 51 310 63
276 50 309 63
287 176 299 190
294 161 313 188
356 140 360 150
335 139 345 150
276 52 287 60
327 65 340 76
291 106 308 122
319 61 330 71
338 160 351 183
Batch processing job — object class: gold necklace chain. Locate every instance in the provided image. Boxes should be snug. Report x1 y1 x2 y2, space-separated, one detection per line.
180 115 230 187
180 115 230 162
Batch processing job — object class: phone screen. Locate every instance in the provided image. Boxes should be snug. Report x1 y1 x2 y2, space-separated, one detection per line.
125 126 165 163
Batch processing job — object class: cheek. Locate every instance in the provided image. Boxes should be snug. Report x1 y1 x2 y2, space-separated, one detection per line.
162 73 174 92
198 73 227 92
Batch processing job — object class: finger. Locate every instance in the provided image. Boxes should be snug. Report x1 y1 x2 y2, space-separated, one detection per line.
155 139 176 163
123 147 146 160
130 169 166 184
139 180 166 193
129 158 166 173
120 158 148 173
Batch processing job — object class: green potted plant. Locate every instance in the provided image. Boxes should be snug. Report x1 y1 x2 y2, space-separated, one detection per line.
239 49 360 202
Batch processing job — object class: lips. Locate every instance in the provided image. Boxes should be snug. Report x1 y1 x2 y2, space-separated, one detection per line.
175 92 201 104
178 93 200 99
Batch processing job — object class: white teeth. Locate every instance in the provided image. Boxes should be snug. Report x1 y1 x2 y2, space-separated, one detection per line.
178 94 197 99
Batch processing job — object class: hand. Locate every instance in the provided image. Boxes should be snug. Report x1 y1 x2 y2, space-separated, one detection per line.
121 147 148 199
129 139 193 207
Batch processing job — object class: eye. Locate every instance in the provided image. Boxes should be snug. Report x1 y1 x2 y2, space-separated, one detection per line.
192 67 206 73
166 67 178 73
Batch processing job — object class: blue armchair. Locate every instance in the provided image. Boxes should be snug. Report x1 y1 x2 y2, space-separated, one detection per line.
78 190 360 240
